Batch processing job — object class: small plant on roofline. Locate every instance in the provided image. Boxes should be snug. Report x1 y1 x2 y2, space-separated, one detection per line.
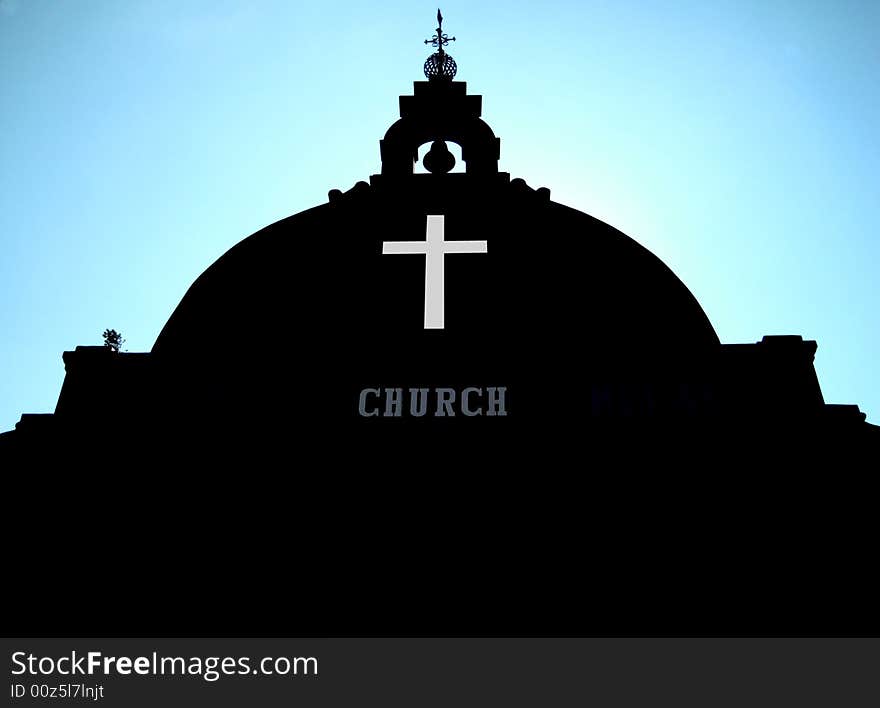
102 329 125 352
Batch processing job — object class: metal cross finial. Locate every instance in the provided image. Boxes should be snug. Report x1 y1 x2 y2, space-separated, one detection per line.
424 8 455 55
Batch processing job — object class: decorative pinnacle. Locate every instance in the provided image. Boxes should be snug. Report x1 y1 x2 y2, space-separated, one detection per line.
422 9 458 80
424 9 456 54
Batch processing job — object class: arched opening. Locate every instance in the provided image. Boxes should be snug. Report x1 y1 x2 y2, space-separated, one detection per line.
414 141 465 174
380 115 500 176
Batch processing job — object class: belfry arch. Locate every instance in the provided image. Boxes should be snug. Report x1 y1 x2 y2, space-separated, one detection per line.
380 93 501 176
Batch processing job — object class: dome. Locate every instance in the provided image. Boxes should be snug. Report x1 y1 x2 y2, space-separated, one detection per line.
153 176 718 367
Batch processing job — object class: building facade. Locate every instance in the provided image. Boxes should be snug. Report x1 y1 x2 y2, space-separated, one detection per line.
3 18 877 635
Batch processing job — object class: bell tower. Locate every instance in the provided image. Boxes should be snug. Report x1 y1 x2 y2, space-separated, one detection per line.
379 11 501 176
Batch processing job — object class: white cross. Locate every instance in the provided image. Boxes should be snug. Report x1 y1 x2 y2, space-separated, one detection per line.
382 214 488 329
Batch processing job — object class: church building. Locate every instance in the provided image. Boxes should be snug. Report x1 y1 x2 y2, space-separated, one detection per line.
3 13 877 636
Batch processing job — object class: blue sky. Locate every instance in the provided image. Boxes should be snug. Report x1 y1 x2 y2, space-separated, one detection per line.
1 0 878 430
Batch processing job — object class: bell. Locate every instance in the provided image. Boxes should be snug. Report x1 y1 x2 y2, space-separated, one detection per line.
422 139 456 174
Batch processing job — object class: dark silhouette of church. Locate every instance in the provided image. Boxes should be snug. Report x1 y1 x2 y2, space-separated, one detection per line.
3 13 877 637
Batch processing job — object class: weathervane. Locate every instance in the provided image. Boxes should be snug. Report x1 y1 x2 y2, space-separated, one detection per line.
423 9 457 80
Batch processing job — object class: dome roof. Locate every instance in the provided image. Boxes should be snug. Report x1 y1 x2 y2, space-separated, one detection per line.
153 176 718 367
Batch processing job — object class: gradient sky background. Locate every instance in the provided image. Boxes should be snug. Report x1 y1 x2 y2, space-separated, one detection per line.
1 0 878 431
